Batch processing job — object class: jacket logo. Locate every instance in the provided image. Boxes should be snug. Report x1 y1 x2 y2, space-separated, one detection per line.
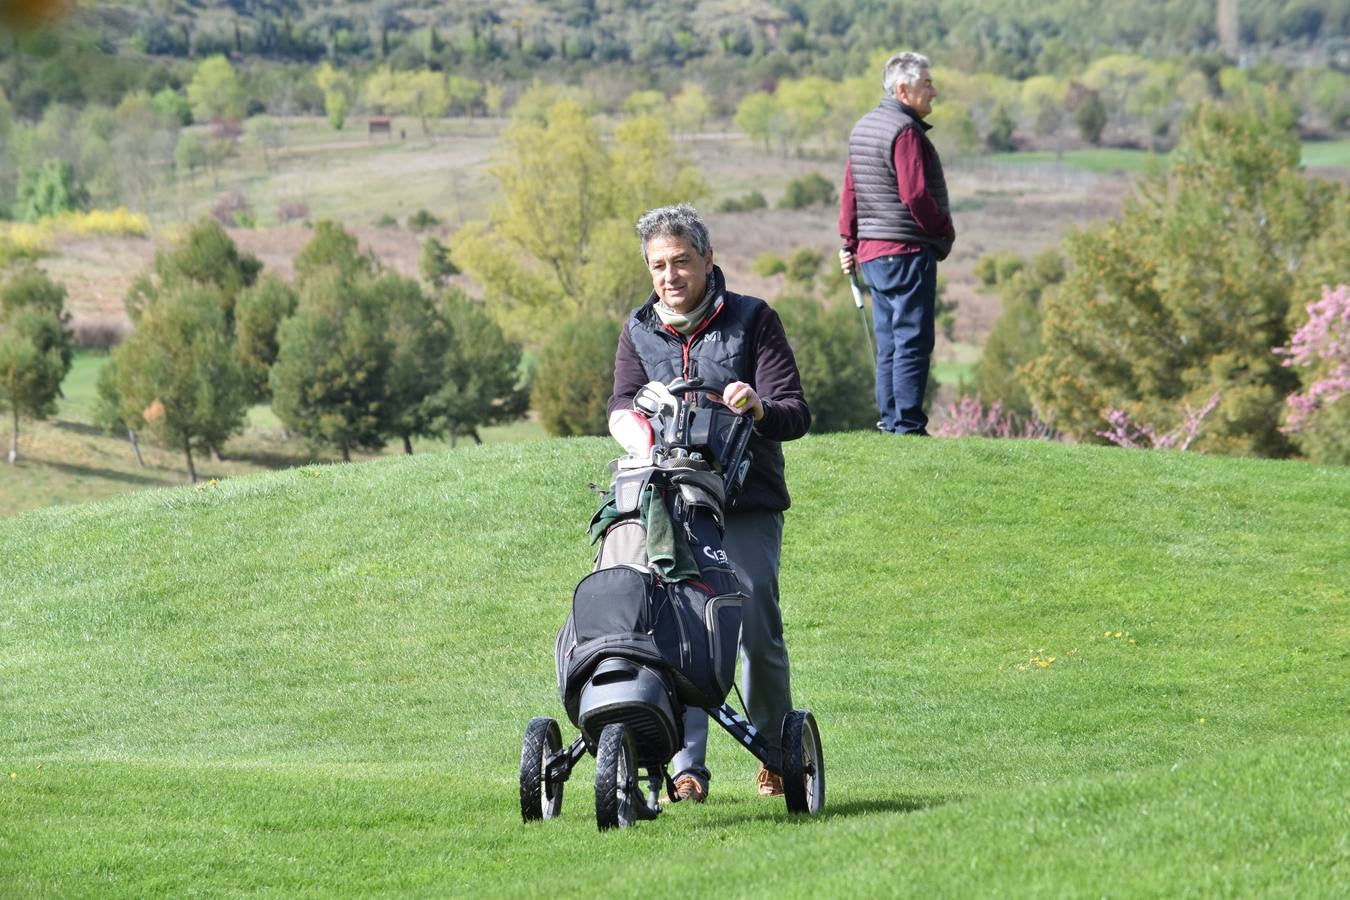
702 546 729 564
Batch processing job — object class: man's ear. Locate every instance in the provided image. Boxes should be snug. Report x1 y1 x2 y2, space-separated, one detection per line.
705 248 715 273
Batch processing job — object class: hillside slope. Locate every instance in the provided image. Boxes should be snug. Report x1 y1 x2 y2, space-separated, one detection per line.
2 434 1347 895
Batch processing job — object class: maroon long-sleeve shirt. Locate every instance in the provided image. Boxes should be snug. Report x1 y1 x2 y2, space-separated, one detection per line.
838 127 954 262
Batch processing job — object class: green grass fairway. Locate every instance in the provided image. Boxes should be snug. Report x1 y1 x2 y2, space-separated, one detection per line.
988 148 1168 174
3 435 1347 895
1302 138 1350 169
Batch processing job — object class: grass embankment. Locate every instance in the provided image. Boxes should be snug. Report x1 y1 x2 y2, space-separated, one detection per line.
2 434 1346 895
0 351 546 519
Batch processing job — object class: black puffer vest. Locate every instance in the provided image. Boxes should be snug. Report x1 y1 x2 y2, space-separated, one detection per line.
848 96 953 260
626 269 790 513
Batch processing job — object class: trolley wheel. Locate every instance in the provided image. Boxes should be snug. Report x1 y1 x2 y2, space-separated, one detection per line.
520 716 564 822
780 709 825 814
594 723 638 830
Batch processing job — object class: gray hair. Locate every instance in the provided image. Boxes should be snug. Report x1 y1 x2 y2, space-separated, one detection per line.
635 203 711 263
882 52 931 97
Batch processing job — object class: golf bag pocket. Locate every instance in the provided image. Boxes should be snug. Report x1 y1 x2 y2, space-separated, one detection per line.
656 582 743 708
557 567 666 723
595 518 647 570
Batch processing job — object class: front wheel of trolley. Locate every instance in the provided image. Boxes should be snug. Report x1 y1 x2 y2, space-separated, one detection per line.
594 723 639 830
780 710 825 814
520 717 564 822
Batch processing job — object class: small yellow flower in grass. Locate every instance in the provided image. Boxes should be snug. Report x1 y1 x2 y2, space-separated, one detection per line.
9 772 15 780
1113 631 1123 638
1198 717 1206 724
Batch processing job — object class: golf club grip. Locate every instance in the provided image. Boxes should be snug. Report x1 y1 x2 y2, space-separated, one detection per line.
849 276 866 310
843 247 866 309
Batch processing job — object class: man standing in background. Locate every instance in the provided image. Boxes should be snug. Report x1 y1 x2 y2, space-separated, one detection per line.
839 51 956 436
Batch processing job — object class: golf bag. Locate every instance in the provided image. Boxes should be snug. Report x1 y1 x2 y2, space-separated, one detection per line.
555 395 752 767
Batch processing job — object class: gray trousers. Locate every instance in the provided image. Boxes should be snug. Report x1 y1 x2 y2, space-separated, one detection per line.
672 509 793 781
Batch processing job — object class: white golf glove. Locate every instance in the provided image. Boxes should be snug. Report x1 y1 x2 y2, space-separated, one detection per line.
633 381 677 419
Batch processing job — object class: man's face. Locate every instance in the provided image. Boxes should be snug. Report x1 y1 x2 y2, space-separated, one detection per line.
898 69 938 119
645 234 713 314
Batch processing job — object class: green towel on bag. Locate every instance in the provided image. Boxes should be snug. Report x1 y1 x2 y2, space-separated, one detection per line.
641 484 700 581
587 484 700 581
588 490 620 544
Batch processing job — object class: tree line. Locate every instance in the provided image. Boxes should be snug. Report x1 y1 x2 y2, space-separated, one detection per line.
9 0 1346 81
38 218 527 480
4 42 1346 237
968 98 1350 463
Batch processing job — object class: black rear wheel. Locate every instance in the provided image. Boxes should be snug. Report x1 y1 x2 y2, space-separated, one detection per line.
520 717 563 822
594 723 638 830
780 709 825 814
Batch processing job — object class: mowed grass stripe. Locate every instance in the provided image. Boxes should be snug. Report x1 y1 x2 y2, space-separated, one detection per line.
2 433 1347 895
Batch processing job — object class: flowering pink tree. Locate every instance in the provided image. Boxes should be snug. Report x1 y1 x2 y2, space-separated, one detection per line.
932 396 1059 440
1275 284 1350 464
1096 392 1222 451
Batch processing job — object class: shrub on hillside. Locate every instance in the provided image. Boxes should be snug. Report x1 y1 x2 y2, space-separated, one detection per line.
784 247 823 286
717 191 767 213
13 160 89 223
531 315 621 437
277 200 309 224
931 396 1058 440
777 172 836 210
420 237 458 287
753 252 786 278
774 294 874 432
408 209 441 232
973 252 1024 288
210 191 252 227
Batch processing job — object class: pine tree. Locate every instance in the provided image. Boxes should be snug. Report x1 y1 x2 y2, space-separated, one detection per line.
0 266 73 463
269 269 392 461
424 290 528 446
108 286 249 481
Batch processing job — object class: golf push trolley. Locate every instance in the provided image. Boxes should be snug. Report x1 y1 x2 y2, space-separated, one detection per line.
519 373 825 830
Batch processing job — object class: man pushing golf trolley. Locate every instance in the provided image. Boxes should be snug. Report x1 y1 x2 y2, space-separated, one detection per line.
518 373 825 830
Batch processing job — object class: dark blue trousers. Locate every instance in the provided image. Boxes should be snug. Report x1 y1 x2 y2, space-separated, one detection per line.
862 250 937 434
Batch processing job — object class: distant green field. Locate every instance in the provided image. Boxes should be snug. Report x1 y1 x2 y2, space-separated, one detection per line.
988 148 1167 174
1301 138 1350 169
54 350 109 423
3 434 1347 895
989 139 1350 175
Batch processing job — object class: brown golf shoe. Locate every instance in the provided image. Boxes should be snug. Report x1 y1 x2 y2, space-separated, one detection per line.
757 766 785 797
672 774 708 803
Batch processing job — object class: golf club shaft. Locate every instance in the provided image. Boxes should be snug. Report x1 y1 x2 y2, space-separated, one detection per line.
846 260 877 363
